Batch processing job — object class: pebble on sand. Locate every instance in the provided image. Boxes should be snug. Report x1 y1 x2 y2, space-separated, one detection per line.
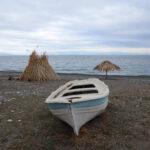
7 119 13 122
7 98 16 101
11 110 15 113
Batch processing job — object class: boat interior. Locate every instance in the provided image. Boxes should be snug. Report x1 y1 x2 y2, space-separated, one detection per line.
53 83 99 101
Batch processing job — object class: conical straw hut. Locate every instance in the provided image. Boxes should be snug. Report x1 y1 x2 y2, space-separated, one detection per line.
94 60 120 79
19 51 59 81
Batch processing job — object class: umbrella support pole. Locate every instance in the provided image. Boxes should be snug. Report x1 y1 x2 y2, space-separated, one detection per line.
105 70 108 79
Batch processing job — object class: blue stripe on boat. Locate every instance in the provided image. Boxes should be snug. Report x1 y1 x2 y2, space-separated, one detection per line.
73 97 108 108
48 103 70 110
48 97 108 110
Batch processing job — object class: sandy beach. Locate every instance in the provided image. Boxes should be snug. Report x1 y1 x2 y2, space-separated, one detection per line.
0 71 150 150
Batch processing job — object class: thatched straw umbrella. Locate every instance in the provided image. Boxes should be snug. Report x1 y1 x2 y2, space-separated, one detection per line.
19 51 59 81
94 60 120 79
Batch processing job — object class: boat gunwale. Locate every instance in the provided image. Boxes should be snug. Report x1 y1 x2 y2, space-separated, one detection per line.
45 78 109 103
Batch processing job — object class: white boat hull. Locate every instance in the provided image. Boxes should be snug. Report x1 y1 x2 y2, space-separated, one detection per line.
48 96 108 135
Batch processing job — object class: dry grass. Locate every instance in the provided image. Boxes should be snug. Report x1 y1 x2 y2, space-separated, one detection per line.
19 51 59 81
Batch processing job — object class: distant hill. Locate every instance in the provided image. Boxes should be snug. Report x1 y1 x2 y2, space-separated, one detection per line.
0 52 13 56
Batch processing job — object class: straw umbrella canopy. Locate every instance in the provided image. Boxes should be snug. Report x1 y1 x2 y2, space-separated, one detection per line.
19 51 59 81
94 60 120 79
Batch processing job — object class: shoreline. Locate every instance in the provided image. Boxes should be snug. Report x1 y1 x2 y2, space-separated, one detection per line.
0 70 150 79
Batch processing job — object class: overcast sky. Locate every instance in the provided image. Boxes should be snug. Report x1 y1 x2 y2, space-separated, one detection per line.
0 0 150 55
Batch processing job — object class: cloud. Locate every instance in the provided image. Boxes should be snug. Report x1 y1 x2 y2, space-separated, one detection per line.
0 0 150 55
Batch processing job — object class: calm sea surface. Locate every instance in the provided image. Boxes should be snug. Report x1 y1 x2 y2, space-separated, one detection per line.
0 55 150 76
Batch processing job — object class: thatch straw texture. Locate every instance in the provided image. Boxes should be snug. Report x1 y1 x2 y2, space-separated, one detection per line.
94 60 120 79
94 60 120 71
19 51 59 81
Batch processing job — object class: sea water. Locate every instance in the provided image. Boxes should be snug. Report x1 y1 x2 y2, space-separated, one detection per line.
0 55 150 76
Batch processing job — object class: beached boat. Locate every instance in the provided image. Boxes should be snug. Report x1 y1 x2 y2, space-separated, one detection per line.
45 78 109 135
